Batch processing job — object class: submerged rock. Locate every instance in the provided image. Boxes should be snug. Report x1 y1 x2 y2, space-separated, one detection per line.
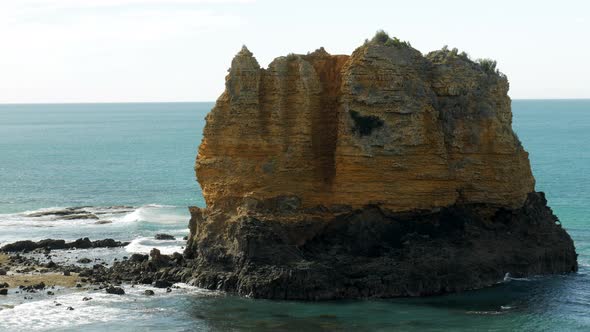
44 261 57 268
37 239 67 250
32 282 45 290
153 280 172 289
26 207 94 218
0 241 38 253
182 33 578 299
91 239 127 248
94 220 113 225
68 238 93 249
105 286 125 295
154 234 176 240
129 254 148 263
60 213 98 220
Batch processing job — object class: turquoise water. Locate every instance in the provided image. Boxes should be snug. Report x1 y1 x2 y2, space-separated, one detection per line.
0 100 588 331
0 102 204 213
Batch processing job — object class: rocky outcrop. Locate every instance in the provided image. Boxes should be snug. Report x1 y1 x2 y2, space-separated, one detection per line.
186 33 577 299
197 41 532 212
0 238 129 253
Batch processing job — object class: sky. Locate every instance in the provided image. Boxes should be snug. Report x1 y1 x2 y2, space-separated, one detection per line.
0 0 588 103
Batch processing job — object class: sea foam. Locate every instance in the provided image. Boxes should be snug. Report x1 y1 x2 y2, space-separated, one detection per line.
125 236 186 255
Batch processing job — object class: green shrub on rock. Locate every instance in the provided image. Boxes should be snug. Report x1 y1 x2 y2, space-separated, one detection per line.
370 30 412 48
478 58 498 74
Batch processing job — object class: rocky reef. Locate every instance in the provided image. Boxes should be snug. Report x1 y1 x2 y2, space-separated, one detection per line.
185 32 577 299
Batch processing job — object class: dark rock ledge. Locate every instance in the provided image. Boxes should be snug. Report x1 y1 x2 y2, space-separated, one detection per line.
0 238 129 253
181 192 577 300
0 193 577 300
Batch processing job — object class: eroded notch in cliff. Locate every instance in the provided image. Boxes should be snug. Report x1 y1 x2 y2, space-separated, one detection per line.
349 110 384 137
306 51 349 186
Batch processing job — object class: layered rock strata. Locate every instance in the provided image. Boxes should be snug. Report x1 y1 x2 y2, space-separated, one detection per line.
186 36 577 299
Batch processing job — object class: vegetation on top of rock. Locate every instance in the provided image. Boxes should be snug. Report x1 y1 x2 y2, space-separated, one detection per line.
367 30 412 48
426 45 471 64
285 53 299 61
427 46 506 78
477 58 499 74
475 58 506 78
440 45 471 61
307 47 330 57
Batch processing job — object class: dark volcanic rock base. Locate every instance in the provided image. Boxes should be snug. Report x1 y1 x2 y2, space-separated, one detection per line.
185 192 577 300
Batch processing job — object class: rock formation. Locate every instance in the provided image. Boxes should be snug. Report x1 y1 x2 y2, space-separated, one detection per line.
186 33 577 299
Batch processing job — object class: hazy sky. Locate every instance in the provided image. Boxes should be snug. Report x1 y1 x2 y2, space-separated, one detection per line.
0 0 588 103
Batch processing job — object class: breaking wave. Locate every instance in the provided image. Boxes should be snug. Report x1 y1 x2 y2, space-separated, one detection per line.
0 204 187 227
118 205 186 224
125 236 186 255
0 204 189 246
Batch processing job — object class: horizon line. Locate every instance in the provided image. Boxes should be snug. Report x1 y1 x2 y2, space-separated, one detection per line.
1 98 590 105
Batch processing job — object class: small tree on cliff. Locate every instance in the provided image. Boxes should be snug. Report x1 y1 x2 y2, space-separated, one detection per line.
370 30 412 48
478 58 498 74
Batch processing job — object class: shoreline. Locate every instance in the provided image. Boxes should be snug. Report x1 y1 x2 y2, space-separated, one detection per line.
0 192 578 301
0 252 81 290
0 237 186 299
0 246 582 302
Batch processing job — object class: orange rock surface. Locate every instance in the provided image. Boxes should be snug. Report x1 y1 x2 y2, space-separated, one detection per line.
186 35 576 300
196 40 534 212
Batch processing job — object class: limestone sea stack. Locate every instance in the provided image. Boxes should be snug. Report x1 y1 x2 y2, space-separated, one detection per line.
186 32 577 299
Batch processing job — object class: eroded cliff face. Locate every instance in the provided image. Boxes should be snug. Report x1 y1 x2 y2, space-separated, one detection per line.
197 42 533 212
186 37 576 300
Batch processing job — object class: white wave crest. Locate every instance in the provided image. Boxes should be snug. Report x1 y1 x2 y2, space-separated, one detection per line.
125 236 185 255
0 284 218 331
0 204 187 226
502 272 534 283
0 292 124 331
118 205 186 224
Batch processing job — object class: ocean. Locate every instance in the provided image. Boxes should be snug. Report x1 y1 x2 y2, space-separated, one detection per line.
0 100 588 331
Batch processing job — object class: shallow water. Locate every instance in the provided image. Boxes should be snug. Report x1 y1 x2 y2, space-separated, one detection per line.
0 100 588 331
